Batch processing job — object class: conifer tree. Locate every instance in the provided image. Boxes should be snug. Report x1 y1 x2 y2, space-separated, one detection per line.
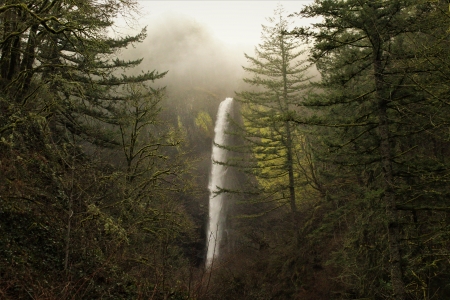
0 0 165 145
232 6 312 225
0 1 196 298
293 0 450 298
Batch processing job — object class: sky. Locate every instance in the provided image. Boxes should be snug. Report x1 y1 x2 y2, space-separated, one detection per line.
132 1 314 49
115 1 317 99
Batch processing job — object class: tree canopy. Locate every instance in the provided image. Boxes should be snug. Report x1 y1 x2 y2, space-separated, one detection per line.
3 1 450 299
231 7 314 223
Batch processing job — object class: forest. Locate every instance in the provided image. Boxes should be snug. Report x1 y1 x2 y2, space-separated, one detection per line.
1 0 450 299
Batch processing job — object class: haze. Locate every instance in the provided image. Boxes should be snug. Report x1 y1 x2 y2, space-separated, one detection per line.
119 1 314 100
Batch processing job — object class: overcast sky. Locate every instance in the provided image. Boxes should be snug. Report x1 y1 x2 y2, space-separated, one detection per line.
130 1 314 49
113 1 318 98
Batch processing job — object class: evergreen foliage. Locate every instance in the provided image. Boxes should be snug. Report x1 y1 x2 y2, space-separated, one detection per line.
232 6 315 223
206 2 450 299
2 1 450 299
289 0 450 298
0 1 196 298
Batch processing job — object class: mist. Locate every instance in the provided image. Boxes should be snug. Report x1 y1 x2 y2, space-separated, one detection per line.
122 12 250 100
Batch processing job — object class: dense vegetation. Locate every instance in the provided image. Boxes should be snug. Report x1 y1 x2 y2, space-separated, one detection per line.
1 0 450 299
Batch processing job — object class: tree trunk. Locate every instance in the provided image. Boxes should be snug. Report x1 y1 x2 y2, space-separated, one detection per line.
19 24 39 100
373 44 406 300
280 34 298 241
1 9 13 80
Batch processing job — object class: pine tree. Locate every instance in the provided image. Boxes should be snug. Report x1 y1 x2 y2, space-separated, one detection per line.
293 0 450 298
232 6 313 228
0 0 165 145
0 1 197 298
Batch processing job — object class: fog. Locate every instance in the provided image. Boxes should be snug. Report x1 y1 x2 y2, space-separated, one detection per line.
122 12 250 100
117 10 319 154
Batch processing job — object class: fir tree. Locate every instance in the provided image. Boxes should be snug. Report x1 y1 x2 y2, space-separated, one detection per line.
232 6 313 228
293 0 450 298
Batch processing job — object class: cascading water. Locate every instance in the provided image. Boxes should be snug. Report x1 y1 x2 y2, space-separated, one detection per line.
206 97 233 268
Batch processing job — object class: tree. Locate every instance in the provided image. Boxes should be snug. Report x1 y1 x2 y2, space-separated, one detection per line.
0 0 164 144
232 6 313 230
292 0 450 298
0 0 200 298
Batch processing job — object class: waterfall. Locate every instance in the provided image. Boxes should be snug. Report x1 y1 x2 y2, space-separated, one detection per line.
206 97 233 268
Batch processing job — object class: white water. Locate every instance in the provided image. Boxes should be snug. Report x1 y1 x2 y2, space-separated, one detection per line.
206 97 233 268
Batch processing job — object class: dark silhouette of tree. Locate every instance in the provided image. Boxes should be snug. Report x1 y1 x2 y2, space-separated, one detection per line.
291 0 450 298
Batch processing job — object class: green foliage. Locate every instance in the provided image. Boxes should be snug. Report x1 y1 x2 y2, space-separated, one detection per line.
194 110 213 138
233 6 315 220
0 1 199 299
4 1 450 299
290 0 450 298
